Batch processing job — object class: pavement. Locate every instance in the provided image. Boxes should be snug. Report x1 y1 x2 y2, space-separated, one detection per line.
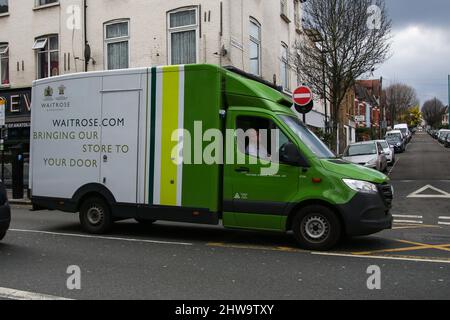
0 132 449 300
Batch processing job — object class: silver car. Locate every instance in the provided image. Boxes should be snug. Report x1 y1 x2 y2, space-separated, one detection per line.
342 141 388 173
376 140 395 165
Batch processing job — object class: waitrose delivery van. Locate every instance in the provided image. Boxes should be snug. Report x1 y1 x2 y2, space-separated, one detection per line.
30 65 393 250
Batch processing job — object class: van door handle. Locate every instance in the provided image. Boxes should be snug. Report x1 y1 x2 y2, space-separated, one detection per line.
235 167 250 173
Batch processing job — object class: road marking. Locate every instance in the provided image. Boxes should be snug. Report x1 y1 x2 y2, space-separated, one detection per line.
392 225 440 230
9 229 193 246
0 287 72 300
407 185 450 199
388 157 400 176
208 242 450 264
311 252 450 264
438 222 450 226
396 239 450 253
394 220 423 225
393 215 423 219
207 242 306 253
439 217 450 220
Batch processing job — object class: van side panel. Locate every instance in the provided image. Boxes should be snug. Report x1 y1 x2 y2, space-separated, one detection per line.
31 76 103 199
144 65 221 213
182 65 222 212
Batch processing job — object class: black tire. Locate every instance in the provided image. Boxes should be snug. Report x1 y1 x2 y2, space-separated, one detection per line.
135 218 156 226
0 230 6 241
292 205 342 251
79 197 113 234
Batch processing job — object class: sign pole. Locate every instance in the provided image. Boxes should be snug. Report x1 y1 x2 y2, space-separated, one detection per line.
293 86 314 125
448 75 450 129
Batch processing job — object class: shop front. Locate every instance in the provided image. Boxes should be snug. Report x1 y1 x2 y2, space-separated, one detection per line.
0 87 31 196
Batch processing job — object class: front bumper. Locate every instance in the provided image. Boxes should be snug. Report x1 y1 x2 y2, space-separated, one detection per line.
0 202 11 232
337 185 393 236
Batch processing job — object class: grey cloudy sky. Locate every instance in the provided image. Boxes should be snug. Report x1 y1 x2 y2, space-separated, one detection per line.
373 0 450 106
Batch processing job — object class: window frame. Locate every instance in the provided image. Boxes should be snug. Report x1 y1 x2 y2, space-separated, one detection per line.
280 42 290 91
0 43 9 86
104 19 131 70
34 0 59 9
0 0 9 16
294 0 301 30
167 6 199 65
249 17 262 77
34 35 59 80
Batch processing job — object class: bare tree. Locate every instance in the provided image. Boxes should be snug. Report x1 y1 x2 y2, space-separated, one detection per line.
294 0 391 152
422 98 446 129
384 83 419 125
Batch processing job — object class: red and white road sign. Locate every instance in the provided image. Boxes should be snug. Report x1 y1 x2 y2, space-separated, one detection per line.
293 86 313 106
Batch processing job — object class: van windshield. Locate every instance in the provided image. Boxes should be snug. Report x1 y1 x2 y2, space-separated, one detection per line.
279 115 335 159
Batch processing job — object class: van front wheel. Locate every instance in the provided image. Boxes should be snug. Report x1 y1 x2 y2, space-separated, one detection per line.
79 197 113 234
292 205 341 251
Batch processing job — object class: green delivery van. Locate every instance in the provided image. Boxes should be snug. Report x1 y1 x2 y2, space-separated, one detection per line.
30 64 393 250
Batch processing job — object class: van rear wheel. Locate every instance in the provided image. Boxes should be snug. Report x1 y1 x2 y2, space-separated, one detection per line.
292 205 341 251
0 230 6 241
79 197 113 234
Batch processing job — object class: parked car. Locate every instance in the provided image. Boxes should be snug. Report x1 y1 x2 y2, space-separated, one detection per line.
444 132 450 148
342 141 388 173
0 180 10 241
386 130 406 150
386 135 405 153
394 124 411 143
437 129 450 144
377 140 395 165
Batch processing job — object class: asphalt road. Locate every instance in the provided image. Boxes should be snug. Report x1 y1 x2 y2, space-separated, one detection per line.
0 132 449 300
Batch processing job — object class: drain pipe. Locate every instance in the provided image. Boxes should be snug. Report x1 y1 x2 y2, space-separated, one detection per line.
84 0 88 71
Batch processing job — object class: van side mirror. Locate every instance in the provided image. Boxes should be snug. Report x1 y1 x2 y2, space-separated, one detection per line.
280 142 309 167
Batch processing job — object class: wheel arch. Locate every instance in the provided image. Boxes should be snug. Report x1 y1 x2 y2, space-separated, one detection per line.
285 199 346 233
72 183 117 211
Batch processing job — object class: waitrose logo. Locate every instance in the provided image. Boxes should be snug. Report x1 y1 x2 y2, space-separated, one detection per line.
41 101 71 109
42 85 70 110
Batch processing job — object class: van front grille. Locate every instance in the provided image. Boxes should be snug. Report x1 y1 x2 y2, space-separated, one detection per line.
378 184 393 209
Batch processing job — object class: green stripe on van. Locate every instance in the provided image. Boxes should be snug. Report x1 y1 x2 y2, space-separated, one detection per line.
148 67 157 205
160 66 180 206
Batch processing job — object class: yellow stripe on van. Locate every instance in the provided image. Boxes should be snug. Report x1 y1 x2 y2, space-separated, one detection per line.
159 66 180 206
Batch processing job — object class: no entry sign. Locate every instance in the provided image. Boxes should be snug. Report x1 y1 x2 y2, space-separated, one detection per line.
293 86 314 115
293 86 313 106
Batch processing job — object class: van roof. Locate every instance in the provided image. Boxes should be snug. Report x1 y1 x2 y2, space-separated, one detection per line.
33 64 295 112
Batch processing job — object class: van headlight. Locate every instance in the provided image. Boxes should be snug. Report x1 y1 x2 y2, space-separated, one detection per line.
343 179 378 194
